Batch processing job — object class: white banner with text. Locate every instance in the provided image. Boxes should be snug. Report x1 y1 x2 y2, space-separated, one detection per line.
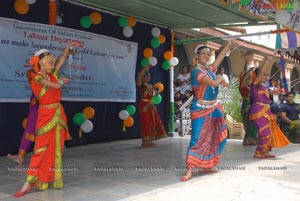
0 17 138 102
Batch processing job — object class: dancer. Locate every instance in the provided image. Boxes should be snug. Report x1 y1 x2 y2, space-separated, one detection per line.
239 69 257 145
8 69 38 164
136 64 167 147
14 41 78 197
249 56 290 159
180 41 232 181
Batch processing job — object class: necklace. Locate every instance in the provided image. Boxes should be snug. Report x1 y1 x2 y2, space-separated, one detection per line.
196 64 217 94
38 72 50 80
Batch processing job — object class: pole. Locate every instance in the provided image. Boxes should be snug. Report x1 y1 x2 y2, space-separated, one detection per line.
173 29 290 45
168 31 175 137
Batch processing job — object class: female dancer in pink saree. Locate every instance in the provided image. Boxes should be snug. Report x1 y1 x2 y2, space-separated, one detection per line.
249 56 289 159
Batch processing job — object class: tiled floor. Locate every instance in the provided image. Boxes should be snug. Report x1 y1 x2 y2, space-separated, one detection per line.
0 136 300 201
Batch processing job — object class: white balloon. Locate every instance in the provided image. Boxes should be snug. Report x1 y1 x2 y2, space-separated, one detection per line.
275 10 290 25
123 26 133 38
26 0 37 4
119 110 129 120
170 57 179 66
151 27 161 37
149 57 157 66
81 120 93 133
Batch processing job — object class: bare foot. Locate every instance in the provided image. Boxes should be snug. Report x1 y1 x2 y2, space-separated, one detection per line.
141 142 155 147
263 153 276 158
180 170 192 182
14 182 33 198
7 154 23 164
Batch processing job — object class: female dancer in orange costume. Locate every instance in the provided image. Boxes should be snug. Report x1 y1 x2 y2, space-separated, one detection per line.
136 64 167 147
14 41 80 197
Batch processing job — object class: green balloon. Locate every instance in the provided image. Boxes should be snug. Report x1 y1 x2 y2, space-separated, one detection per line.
162 60 171 70
150 37 160 48
73 113 86 126
80 16 92 28
141 58 150 68
118 17 128 28
239 0 251 6
126 105 136 115
152 94 162 104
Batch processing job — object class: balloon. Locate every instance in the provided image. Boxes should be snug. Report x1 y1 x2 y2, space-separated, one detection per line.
158 34 166 44
73 113 86 126
119 110 129 120
154 82 164 93
81 120 93 133
82 107 95 119
239 0 251 6
22 117 28 129
162 60 171 70
150 37 160 49
123 26 133 38
143 48 153 58
175 120 181 130
118 16 128 27
275 10 290 24
126 105 136 116
14 0 29 15
26 0 36 4
128 16 137 27
124 116 134 127
89 12 102 24
149 57 157 66
80 16 92 28
141 58 150 68
151 27 161 37
152 94 162 104
163 51 173 60
170 57 179 66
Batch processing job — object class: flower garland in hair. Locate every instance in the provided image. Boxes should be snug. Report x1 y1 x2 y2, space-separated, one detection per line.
26 69 35 83
29 55 40 73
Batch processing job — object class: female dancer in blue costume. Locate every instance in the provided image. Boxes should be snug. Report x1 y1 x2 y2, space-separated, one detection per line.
180 41 232 181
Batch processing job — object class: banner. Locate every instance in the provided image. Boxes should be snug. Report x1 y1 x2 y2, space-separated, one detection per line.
0 17 138 102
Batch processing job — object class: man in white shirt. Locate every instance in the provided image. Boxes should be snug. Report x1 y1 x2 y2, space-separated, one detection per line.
219 67 229 84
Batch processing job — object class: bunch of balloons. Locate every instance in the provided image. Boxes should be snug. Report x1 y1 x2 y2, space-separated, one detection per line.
80 12 102 29
150 27 166 49
152 82 164 104
118 105 136 132
140 48 157 68
118 16 137 38
73 107 95 136
161 50 179 70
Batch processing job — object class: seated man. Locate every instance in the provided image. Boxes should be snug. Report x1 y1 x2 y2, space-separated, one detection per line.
279 91 300 143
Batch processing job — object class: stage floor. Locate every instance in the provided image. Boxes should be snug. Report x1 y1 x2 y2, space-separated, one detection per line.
0 136 299 201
